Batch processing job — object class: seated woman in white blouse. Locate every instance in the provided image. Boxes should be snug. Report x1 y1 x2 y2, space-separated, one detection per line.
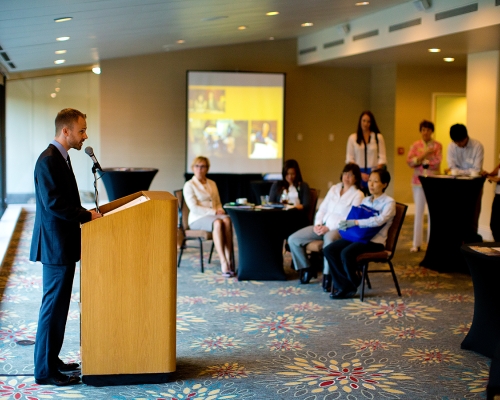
183 156 234 277
288 164 364 286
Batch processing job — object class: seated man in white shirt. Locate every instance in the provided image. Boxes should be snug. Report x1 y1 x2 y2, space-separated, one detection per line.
446 124 484 176
446 123 484 239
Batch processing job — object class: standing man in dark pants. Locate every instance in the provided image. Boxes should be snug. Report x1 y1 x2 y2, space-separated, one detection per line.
30 108 102 386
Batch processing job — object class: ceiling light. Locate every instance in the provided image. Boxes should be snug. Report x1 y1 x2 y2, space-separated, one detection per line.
177 39 185 44
56 36 70 41
266 11 279 16
356 1 370 5
92 66 101 74
50 93 57 98
54 59 66 64
443 57 455 62
428 48 441 53
55 88 60 92
54 17 72 23
55 50 67 55
301 22 313 27
269 37 275 40
238 26 247 30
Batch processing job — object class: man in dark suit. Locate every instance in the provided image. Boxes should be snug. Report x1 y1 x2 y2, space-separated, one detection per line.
30 108 102 386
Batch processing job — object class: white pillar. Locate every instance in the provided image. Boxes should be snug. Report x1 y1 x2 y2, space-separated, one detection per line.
466 51 500 241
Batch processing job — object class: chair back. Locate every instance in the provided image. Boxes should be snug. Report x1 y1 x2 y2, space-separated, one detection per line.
307 188 320 225
173 190 190 231
385 202 408 255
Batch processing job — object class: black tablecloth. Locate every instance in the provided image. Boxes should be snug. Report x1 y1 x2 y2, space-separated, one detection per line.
460 243 500 359
225 207 305 281
100 168 158 201
420 176 485 272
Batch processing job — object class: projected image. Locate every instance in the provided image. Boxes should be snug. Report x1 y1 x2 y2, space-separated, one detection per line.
188 119 248 160
249 120 278 159
188 89 226 113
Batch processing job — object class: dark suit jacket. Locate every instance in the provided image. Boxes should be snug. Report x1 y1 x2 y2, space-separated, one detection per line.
30 144 92 265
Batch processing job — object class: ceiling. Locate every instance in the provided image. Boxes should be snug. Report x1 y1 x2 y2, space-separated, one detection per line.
0 0 415 74
1 0 499 75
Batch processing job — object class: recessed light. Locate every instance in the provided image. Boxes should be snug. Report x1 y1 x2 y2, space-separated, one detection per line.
54 59 66 64
177 39 185 44
238 25 247 30
301 22 313 27
92 66 101 74
55 88 60 92
50 93 57 98
266 11 279 16
269 37 275 40
428 48 441 53
54 17 72 23
56 36 70 41
356 1 369 5
443 57 455 62
55 50 67 55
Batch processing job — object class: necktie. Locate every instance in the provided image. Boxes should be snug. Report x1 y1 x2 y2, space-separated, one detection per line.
66 155 73 171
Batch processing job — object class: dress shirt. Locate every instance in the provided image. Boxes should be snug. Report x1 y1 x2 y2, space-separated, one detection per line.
406 139 442 185
447 138 484 174
346 132 387 169
356 193 396 246
183 176 223 226
50 140 68 161
314 183 364 230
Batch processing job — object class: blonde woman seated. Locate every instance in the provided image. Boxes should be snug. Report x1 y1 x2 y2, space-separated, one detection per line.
183 156 234 277
288 164 364 286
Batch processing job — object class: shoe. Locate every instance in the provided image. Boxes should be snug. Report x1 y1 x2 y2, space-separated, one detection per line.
36 373 81 386
330 288 357 299
58 361 80 372
410 247 420 253
322 274 332 292
221 271 235 278
300 268 316 284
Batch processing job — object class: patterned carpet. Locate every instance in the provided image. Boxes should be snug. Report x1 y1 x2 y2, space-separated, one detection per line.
0 210 490 399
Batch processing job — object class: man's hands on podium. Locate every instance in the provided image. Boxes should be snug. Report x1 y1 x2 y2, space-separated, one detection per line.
90 210 103 220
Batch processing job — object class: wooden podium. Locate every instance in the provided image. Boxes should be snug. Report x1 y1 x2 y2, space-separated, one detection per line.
80 191 177 386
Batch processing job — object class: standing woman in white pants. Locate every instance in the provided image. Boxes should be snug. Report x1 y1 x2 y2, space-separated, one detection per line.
406 120 442 252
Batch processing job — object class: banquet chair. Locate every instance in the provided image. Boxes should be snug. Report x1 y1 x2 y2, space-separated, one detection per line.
174 190 214 273
356 202 407 301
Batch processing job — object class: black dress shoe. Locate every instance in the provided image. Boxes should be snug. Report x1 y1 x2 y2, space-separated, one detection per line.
58 361 80 372
300 268 316 284
36 373 81 386
322 274 332 292
330 288 357 299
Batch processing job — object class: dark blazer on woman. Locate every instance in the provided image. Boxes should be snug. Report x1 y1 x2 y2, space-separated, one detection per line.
30 144 92 265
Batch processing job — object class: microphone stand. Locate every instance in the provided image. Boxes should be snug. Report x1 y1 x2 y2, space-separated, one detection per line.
92 165 101 214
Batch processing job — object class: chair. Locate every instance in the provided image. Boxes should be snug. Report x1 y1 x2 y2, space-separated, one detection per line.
306 188 320 225
356 202 407 301
174 190 214 272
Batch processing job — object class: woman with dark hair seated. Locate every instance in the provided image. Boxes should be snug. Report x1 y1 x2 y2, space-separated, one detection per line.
323 169 395 299
288 164 364 285
269 159 310 210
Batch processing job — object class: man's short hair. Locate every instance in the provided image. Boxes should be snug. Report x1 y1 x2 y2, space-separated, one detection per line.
450 124 468 142
419 120 434 132
55 108 86 135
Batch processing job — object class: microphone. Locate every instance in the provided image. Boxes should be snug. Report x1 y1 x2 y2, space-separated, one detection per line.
85 146 103 171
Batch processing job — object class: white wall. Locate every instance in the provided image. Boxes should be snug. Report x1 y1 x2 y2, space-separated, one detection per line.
6 72 100 202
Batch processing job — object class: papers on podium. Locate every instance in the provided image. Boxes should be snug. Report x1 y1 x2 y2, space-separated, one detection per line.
102 195 149 216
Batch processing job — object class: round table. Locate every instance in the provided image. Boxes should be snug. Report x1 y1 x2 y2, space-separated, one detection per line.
419 175 485 273
225 206 306 281
460 243 500 358
100 168 158 201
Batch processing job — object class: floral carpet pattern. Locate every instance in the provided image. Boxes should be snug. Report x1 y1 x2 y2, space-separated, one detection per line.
0 211 490 399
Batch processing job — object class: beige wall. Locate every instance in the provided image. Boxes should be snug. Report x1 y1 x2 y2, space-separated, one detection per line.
394 65 467 203
100 39 371 197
